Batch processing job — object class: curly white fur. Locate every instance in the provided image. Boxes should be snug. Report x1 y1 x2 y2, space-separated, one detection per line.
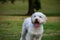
20 12 47 40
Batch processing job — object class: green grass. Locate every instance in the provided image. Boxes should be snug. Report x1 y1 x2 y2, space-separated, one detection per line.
0 21 22 40
42 36 60 40
0 1 28 15
0 17 60 40
0 0 60 16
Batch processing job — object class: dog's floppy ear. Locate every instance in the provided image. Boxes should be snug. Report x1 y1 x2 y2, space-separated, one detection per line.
43 15 47 24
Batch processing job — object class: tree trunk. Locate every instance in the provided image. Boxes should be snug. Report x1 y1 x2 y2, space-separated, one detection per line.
26 0 34 16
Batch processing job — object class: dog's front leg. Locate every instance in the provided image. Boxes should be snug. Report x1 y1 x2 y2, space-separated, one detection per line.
20 27 27 40
20 22 27 40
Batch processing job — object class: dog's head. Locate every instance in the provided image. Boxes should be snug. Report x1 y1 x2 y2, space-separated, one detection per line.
31 12 47 28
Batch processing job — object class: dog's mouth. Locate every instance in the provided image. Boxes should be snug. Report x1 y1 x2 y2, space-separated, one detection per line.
34 19 40 28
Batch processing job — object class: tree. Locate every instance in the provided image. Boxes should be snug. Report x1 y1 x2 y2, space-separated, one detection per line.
26 0 41 16
34 0 41 11
26 0 34 15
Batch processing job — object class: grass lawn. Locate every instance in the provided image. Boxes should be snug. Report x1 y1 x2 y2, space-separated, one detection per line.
0 16 60 40
0 0 60 40
0 0 60 16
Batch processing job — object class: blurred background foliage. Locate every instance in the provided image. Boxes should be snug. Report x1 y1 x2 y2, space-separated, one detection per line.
0 0 60 16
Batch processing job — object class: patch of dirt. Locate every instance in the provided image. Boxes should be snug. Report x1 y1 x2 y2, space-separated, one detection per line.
47 17 60 22
0 16 28 21
0 16 60 22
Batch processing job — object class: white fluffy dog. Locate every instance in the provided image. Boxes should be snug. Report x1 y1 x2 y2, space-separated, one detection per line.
20 12 47 40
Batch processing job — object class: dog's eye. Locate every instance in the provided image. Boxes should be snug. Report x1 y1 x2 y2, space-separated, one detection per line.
34 16 36 17
39 16 42 18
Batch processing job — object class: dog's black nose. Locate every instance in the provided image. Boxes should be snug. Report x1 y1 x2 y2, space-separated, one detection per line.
35 19 38 21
